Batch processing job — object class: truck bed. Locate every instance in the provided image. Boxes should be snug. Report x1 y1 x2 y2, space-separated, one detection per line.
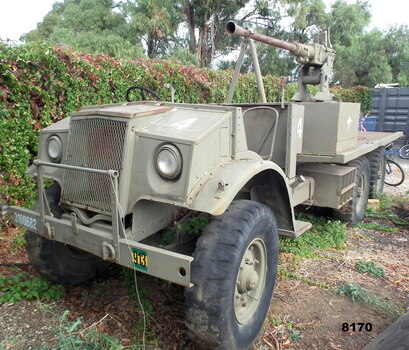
297 131 403 164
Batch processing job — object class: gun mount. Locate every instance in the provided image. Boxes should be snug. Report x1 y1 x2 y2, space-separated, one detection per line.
226 22 335 102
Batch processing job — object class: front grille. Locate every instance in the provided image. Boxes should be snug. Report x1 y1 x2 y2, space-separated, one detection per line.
61 117 127 213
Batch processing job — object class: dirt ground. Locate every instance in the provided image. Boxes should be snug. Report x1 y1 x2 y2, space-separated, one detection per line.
0 164 408 350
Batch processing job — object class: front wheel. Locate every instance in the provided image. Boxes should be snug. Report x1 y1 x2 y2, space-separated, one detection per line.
26 183 111 286
184 200 278 349
384 159 405 186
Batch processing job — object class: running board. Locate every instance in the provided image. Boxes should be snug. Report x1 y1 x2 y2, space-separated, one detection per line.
279 220 312 238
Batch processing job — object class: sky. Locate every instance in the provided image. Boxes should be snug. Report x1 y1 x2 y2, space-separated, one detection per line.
0 0 408 42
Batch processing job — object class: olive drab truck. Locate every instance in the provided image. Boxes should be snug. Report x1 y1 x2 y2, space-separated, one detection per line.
10 22 402 349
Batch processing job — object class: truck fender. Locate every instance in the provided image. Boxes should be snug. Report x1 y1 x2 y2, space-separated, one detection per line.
188 159 295 232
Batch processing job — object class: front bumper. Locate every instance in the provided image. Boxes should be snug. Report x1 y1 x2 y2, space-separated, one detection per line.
10 160 193 287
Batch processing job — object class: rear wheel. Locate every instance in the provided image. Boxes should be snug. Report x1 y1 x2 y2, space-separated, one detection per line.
368 148 386 198
26 183 111 286
333 157 370 224
185 200 278 349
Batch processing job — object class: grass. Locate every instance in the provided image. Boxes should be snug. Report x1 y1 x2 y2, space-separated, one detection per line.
278 269 335 290
121 269 158 347
54 310 127 350
280 216 347 259
355 261 386 278
336 283 402 319
355 221 397 232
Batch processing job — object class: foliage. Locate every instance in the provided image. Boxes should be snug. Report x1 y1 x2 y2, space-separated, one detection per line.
17 0 409 85
9 233 26 253
160 215 210 246
0 271 65 303
22 0 144 60
336 283 401 319
355 261 386 278
0 42 372 206
279 217 347 258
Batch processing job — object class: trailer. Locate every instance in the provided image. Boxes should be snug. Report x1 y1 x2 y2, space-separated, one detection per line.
10 22 401 349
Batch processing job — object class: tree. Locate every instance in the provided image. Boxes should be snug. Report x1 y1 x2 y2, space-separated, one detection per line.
124 0 183 58
23 0 144 59
182 0 247 67
381 25 409 87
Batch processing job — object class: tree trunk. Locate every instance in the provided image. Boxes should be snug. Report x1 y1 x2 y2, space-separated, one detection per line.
184 1 196 54
197 25 208 67
147 32 155 58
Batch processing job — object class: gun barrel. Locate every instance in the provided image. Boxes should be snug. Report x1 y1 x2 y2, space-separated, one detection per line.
226 22 298 53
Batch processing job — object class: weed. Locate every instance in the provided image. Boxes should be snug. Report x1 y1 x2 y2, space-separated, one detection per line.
55 310 126 350
355 261 386 278
393 219 409 226
265 314 305 344
288 330 301 342
355 222 396 232
280 217 347 258
0 271 65 303
336 283 401 319
9 233 26 253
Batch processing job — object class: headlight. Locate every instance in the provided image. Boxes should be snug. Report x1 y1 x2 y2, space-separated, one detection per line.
47 135 63 163
155 144 182 180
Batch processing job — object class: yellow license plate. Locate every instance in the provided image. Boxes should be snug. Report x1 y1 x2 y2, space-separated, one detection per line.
132 249 148 271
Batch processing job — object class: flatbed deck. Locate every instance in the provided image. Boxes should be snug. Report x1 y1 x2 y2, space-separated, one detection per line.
297 131 403 164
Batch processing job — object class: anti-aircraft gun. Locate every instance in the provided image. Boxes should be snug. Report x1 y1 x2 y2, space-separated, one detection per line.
225 21 335 102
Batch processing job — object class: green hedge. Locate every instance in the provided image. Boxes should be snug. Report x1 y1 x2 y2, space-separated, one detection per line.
0 42 372 206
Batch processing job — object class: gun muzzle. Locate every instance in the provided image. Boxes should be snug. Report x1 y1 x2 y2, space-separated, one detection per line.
226 22 298 54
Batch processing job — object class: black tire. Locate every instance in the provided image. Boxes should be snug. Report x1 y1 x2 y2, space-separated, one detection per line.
333 157 370 224
368 148 386 198
26 183 111 286
184 200 278 350
384 159 405 186
398 144 409 159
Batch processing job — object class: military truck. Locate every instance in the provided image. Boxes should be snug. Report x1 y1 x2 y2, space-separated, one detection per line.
10 22 401 349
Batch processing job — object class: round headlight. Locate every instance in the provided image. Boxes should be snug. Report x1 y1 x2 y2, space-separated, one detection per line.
47 135 63 163
155 144 182 180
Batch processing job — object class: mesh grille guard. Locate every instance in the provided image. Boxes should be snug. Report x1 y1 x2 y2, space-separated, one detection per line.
61 117 127 213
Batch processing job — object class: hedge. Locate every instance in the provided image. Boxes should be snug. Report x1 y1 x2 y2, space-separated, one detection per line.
0 41 372 206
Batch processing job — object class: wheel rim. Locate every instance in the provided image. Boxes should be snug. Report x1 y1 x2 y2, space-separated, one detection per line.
234 238 267 325
356 172 367 212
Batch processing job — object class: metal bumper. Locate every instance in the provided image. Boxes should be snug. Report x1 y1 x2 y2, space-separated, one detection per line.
10 160 193 287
